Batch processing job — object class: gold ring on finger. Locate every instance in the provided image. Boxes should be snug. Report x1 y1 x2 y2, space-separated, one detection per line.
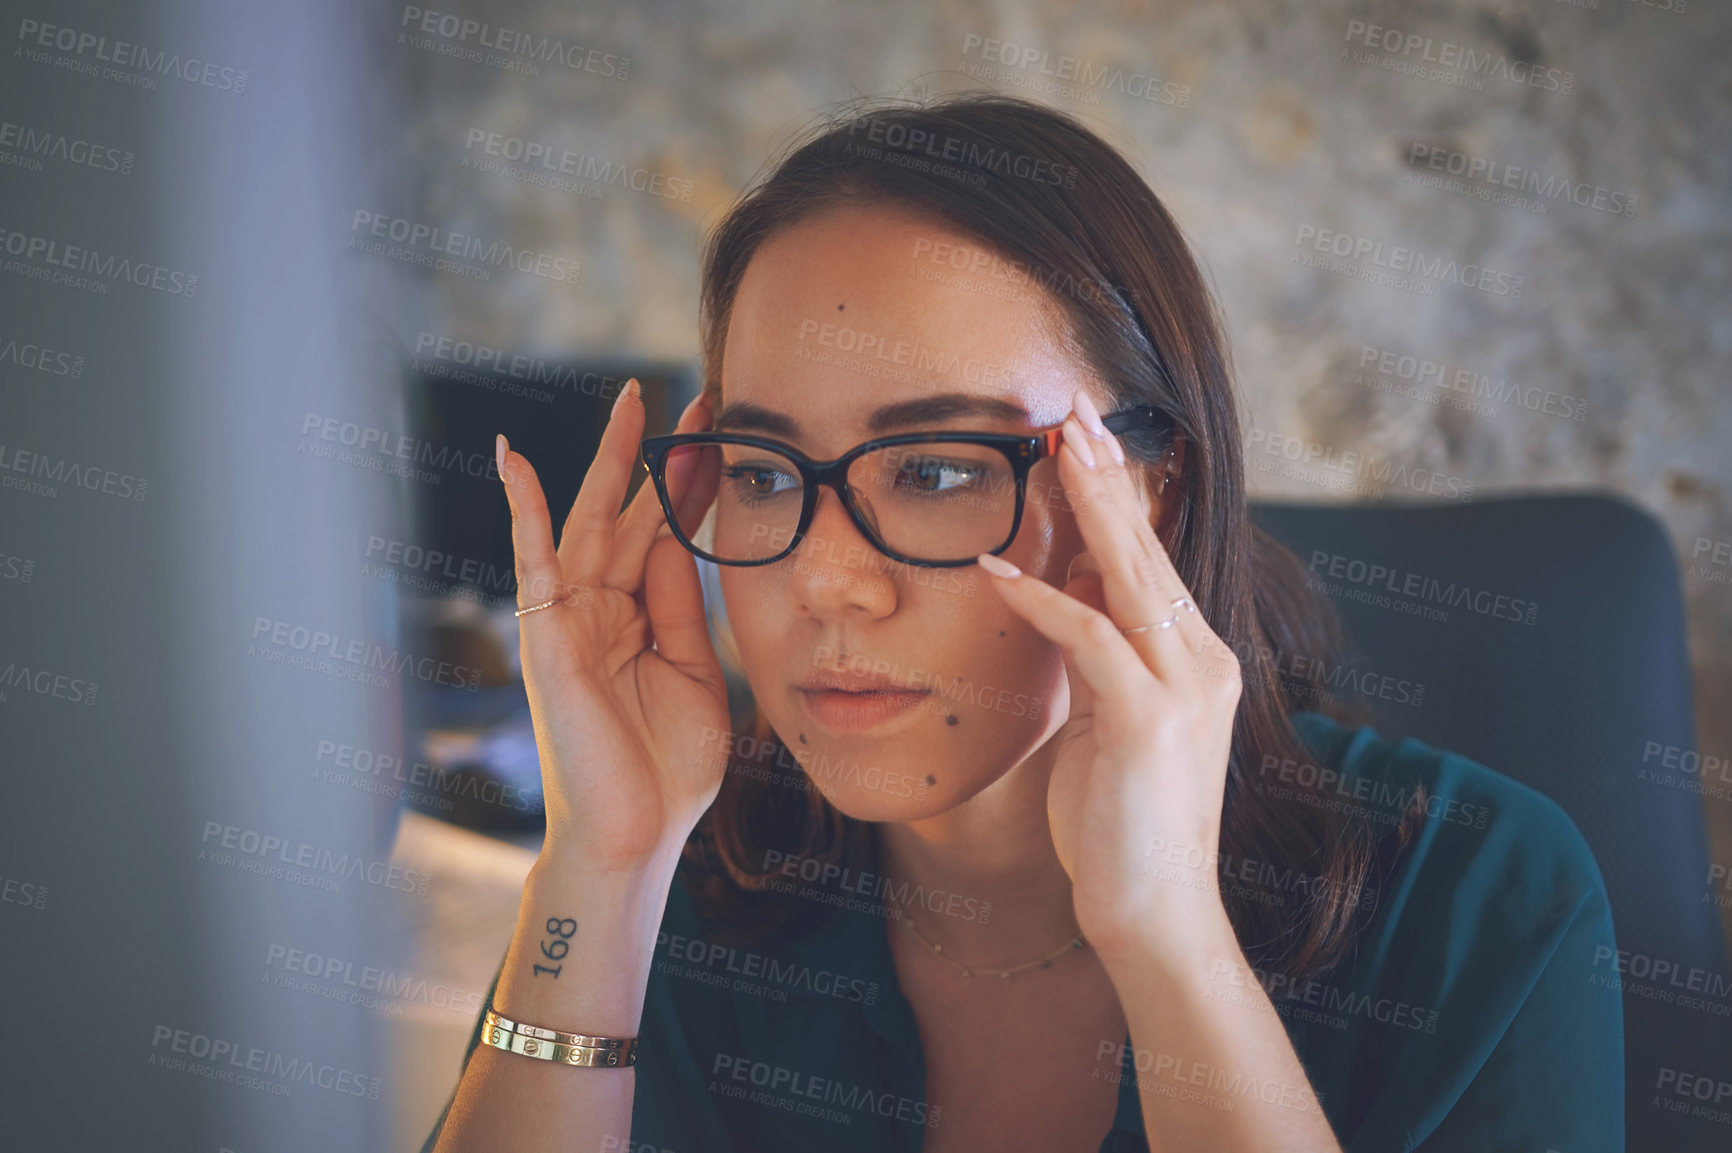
515 595 574 617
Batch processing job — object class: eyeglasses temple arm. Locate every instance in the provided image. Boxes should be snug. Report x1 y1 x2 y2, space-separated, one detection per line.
1100 405 1164 434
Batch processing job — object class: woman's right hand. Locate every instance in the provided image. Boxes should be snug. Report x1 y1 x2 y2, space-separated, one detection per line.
497 380 729 874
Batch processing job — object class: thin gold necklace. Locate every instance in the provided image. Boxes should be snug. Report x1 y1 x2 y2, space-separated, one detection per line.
889 903 1087 982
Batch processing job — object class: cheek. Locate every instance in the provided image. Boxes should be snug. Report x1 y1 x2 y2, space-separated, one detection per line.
718 569 788 668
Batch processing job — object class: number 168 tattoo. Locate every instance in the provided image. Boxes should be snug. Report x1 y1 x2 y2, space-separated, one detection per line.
533 916 576 978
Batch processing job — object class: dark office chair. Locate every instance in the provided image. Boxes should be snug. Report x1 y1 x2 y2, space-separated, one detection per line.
1251 493 1730 1153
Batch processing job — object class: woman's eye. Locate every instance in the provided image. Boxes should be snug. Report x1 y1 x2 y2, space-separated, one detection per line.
723 464 799 496
899 458 979 493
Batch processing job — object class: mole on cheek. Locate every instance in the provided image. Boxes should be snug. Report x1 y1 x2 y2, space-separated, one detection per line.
945 714 959 726
998 630 1006 638
925 774 937 786
837 303 845 311
798 731 808 745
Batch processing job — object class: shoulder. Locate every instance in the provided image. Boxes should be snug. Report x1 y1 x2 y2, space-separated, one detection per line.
1279 712 1624 1148
1286 709 1609 922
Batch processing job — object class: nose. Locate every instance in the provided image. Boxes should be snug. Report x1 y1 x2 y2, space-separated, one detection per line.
787 486 897 621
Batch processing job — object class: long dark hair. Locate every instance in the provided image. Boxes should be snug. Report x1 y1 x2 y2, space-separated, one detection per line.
678 94 1424 981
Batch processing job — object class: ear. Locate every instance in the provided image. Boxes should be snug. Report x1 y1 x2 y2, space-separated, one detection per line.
1142 438 1185 539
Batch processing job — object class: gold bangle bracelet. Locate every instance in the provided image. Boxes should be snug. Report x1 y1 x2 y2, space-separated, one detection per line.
482 1009 638 1067
482 1025 637 1067
484 1008 634 1049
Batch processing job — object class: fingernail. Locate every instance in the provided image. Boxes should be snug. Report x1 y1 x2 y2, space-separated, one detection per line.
496 433 508 479
614 378 638 414
976 552 1021 578
1065 419 1097 468
1074 390 1108 438
1104 429 1125 465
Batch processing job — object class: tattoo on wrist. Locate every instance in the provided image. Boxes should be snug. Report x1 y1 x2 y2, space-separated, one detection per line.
533 916 576 978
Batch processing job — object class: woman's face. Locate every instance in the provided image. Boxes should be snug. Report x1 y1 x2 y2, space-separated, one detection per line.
715 203 1147 820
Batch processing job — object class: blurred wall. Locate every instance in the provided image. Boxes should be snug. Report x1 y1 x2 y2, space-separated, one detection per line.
1 0 413 1150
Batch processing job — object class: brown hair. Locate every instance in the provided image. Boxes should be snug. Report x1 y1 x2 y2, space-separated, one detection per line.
678 94 1423 981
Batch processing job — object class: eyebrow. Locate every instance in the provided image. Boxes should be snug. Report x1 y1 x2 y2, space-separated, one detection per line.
712 393 1035 438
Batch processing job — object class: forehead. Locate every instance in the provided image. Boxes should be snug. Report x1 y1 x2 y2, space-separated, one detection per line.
719 203 1086 446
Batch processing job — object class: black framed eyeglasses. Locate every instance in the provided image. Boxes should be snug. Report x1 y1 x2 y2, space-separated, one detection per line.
639 405 1167 568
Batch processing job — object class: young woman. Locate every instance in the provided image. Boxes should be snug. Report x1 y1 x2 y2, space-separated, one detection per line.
424 95 1622 1153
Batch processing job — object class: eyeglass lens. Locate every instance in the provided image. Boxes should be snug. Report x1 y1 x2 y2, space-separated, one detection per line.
660 441 1019 563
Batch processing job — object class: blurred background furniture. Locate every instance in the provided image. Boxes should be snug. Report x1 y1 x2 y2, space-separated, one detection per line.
1253 493 1731 1153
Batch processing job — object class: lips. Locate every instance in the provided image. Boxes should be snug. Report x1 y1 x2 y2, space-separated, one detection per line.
796 666 931 733
798 670 915 693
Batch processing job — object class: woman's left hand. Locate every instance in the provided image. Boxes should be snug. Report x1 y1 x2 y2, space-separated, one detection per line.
975 388 1244 962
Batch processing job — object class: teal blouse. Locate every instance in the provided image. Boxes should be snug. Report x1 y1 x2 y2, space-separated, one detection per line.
421 710 1624 1151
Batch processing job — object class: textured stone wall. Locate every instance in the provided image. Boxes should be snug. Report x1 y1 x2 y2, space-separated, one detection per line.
389 0 1732 896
